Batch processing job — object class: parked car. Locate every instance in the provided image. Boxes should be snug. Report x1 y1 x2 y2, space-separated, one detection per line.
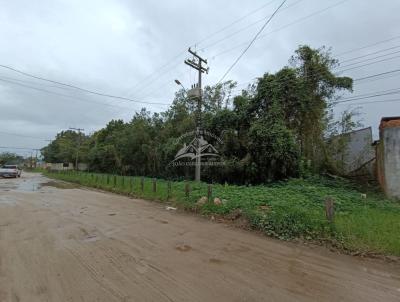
0 165 22 178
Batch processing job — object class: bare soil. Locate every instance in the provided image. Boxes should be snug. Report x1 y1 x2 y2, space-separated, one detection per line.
0 173 399 302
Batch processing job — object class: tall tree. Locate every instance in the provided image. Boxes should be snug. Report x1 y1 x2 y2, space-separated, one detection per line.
289 45 353 169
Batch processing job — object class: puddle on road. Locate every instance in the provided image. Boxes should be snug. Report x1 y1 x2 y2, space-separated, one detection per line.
39 181 79 190
0 179 18 191
0 196 17 205
0 176 45 192
18 180 39 192
0 176 78 193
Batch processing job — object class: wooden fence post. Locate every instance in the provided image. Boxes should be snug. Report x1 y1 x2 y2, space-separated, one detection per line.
207 184 212 202
113 175 117 187
130 177 134 192
152 178 157 193
185 183 190 197
141 177 144 193
325 197 335 223
167 181 171 201
122 176 125 188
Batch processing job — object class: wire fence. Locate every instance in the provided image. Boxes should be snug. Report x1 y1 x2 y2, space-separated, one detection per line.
45 170 214 208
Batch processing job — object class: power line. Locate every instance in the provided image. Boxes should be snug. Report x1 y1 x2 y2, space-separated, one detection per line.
0 77 168 110
212 0 348 59
340 87 400 99
0 131 48 140
218 0 287 83
0 77 127 107
337 89 400 103
200 0 304 51
0 64 171 106
0 77 172 130
337 98 400 106
136 70 187 101
0 146 41 150
336 50 400 69
353 69 400 82
335 34 400 57
336 55 400 73
230 69 400 96
122 51 186 97
194 0 279 46
340 44 400 64
0 74 74 91
227 74 400 108
126 60 183 98
354 73 400 85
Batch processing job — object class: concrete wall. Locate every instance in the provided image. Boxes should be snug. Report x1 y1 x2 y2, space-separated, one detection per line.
77 163 88 171
330 127 375 177
381 127 400 199
46 163 74 171
45 163 88 171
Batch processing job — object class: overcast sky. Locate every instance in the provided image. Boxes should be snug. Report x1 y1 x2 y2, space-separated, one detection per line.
1 0 400 156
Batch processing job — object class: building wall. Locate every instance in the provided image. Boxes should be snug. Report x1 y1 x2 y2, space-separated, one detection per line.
375 141 385 192
381 127 400 198
329 127 375 177
46 163 74 171
344 127 375 175
77 163 88 171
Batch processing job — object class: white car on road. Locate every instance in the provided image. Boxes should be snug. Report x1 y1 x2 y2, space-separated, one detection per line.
0 165 22 178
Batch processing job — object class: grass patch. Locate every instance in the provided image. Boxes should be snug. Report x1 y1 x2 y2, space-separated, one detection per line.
44 171 400 256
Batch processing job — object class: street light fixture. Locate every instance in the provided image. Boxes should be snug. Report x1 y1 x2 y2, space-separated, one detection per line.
174 79 186 91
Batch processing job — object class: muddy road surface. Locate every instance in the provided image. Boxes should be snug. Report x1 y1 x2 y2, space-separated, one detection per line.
0 173 399 302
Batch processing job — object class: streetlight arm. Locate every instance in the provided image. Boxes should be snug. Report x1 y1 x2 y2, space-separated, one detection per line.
174 79 187 92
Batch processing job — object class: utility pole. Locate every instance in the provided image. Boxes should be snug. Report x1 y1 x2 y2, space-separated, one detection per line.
69 127 84 171
34 149 39 168
184 48 209 182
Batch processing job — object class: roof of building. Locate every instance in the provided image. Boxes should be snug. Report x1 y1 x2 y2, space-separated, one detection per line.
327 126 372 142
380 116 400 129
381 116 400 122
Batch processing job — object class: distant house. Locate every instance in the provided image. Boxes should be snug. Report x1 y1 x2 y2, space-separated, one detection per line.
374 117 400 199
46 163 74 171
45 162 87 171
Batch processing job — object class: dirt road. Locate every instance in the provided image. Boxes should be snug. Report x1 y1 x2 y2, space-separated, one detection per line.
0 173 399 301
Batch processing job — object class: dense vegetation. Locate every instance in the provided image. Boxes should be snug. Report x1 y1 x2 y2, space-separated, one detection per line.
46 170 400 256
0 152 24 165
41 46 354 184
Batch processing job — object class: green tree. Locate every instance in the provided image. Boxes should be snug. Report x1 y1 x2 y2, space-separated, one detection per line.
0 152 24 165
248 103 300 182
41 130 89 164
289 45 353 169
